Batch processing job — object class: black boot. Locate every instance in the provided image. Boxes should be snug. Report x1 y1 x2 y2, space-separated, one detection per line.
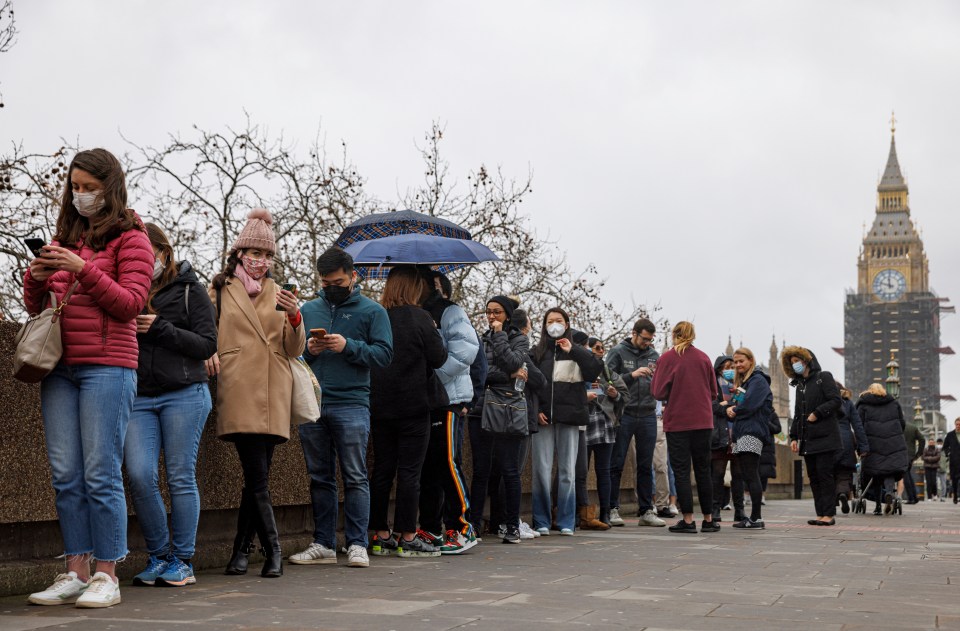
251 489 282 578
733 508 746 523
599 509 611 526
225 489 257 575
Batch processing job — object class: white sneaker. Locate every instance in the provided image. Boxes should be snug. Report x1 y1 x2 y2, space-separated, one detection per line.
519 522 539 539
75 572 120 608
346 544 369 568
535 527 550 536
289 542 337 565
639 509 667 527
608 507 625 527
668 505 679 517
28 572 88 605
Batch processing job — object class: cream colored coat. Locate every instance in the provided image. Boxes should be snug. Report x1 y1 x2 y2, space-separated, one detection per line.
209 278 306 442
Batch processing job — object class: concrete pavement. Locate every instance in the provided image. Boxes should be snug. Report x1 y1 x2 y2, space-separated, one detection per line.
2 498 959 630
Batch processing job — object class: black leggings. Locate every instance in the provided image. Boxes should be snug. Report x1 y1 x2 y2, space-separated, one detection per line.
666 429 713 516
233 435 277 493
737 451 763 521
710 454 744 515
369 415 431 534
925 468 939 499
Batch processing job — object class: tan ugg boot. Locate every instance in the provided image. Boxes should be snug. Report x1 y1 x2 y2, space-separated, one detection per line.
580 505 610 530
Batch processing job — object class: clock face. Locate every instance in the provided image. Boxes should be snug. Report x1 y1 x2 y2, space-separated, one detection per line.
873 269 906 301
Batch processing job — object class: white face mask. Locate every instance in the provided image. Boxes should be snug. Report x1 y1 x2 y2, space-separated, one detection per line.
152 258 164 281
72 191 106 217
546 322 566 339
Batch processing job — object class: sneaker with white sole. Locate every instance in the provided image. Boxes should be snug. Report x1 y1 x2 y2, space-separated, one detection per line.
439 529 478 554
28 572 88 605
416 529 444 547
519 521 540 538
397 536 441 557
608 507 625 527
639 509 666 527
75 572 121 608
535 526 550 536
370 533 399 556
132 554 169 586
559 528 574 536
289 542 338 565
346 544 369 567
156 557 196 587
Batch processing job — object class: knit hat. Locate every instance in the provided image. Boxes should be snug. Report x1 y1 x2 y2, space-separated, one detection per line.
487 295 519 322
231 208 276 254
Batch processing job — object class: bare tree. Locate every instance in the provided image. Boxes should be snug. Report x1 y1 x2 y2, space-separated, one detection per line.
0 0 18 109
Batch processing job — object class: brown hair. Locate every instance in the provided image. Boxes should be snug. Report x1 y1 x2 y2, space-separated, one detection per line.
633 318 656 335
732 347 756 388
144 223 177 314
380 265 426 309
54 148 141 251
672 321 696 355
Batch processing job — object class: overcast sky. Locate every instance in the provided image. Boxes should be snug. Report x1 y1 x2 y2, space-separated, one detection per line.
5 1 960 413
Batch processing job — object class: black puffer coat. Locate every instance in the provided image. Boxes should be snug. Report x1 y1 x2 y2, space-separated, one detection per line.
785 349 842 456
759 412 782 479
475 326 530 410
857 393 908 477
835 397 870 472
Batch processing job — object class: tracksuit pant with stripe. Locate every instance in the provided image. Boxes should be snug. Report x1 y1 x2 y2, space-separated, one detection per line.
419 406 473 536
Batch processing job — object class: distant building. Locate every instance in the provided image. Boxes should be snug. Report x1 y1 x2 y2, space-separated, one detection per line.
837 120 953 409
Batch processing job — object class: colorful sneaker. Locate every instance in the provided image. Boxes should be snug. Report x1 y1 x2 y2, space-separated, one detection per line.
27 572 88 605
416 529 444 547
157 558 196 586
397 536 440 557
75 572 121 608
289 542 338 565
346 544 369 567
608 507 625 527
502 524 521 544
132 555 170 586
439 529 478 555
519 521 540 538
370 533 399 556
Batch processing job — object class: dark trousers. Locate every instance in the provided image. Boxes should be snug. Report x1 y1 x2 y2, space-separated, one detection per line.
835 469 854 496
468 416 523 529
419 408 472 535
590 443 615 511
233 435 276 493
902 466 918 502
666 429 713 516
924 468 939 498
738 451 763 521
804 451 837 517
369 415 430 534
711 453 744 516
610 413 657 511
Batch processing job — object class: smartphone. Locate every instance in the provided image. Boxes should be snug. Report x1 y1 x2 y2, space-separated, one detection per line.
277 282 298 311
24 238 47 258
309 328 327 339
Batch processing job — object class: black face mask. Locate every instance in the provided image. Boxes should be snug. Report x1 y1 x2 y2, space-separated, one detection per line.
324 284 352 306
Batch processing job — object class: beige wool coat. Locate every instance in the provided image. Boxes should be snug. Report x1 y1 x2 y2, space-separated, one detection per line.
209 277 306 442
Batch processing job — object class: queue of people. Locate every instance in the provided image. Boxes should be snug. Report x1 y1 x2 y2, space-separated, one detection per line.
20 148 955 610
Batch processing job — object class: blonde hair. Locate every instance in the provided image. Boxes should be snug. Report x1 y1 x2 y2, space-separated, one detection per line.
732 347 755 388
862 382 887 397
672 321 696 355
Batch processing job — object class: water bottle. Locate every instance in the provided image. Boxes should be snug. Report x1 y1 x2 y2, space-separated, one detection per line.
514 362 527 392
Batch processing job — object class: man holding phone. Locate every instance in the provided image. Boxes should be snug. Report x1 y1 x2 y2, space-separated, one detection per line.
291 247 393 570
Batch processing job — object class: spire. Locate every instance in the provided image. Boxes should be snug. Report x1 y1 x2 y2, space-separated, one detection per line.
770 334 778 357
725 335 734 357
878 112 907 192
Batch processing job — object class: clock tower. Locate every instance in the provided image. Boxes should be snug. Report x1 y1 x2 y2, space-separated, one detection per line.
840 119 946 410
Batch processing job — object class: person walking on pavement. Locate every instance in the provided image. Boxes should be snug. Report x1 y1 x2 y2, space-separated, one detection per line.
944 420 960 503
856 383 908 515
207 209 306 579
651 322 718 533
936 438 949 502
606 319 665 527
783 346 842 526
292 247 393 569
901 419 925 504
922 438 942 502
834 384 869 514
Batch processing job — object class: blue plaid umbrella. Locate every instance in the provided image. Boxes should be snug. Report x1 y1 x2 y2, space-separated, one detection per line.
335 209 471 249
344 233 500 280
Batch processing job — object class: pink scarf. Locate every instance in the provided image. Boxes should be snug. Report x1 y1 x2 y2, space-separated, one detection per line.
234 263 263 297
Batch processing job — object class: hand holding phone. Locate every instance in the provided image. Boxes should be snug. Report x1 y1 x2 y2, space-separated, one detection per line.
24 238 47 258
276 283 299 311
310 328 327 339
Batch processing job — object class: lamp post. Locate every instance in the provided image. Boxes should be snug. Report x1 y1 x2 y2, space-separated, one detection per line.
913 399 923 423
886 352 900 400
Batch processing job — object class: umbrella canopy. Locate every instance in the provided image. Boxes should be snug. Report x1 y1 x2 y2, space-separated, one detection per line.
335 209 471 248
343 233 500 279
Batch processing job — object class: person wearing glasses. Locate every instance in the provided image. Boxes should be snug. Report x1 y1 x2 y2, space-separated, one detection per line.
605 319 666 528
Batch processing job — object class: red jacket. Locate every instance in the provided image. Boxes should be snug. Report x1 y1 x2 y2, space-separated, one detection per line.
651 345 717 432
23 226 154 370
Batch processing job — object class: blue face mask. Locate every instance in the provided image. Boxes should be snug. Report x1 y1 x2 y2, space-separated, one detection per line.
792 361 805 375
721 369 735 381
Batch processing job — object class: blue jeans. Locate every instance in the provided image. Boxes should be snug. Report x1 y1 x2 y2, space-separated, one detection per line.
531 423 579 531
125 383 212 559
610 413 657 512
41 363 137 561
299 404 370 548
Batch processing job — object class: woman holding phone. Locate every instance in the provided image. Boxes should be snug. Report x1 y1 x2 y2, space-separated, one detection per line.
206 209 305 578
124 223 218 587
23 148 154 608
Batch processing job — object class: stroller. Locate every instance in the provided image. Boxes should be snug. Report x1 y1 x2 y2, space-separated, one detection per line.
852 463 903 515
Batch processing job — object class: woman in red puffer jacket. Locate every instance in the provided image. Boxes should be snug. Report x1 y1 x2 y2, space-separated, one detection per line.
23 148 153 609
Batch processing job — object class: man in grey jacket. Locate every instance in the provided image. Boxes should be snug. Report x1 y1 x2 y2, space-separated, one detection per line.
417 272 481 553
605 318 665 527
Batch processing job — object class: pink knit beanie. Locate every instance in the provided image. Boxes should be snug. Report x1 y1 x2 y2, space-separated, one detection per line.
232 208 276 253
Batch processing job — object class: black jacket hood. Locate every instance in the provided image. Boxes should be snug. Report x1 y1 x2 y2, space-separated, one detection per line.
714 355 733 374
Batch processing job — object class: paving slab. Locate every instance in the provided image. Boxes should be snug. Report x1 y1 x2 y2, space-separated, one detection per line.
2 499 960 630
